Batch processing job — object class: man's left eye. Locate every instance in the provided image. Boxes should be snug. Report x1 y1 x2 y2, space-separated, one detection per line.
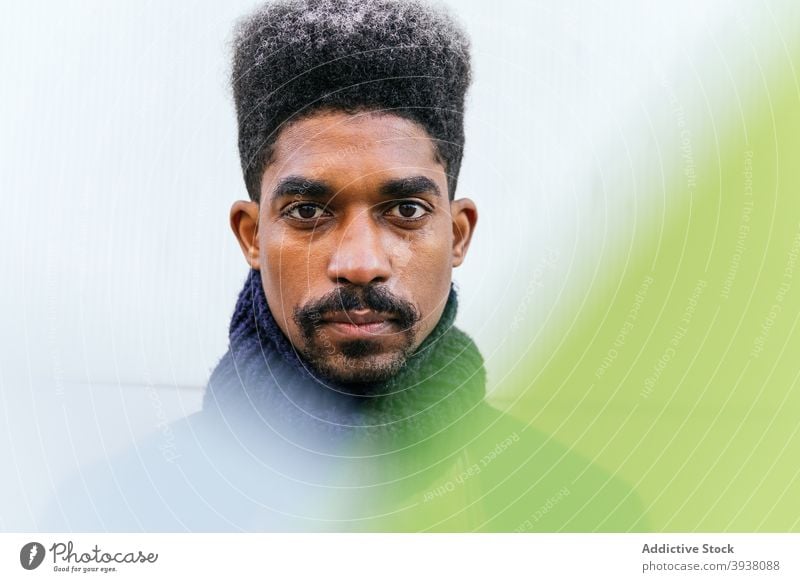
387 202 429 219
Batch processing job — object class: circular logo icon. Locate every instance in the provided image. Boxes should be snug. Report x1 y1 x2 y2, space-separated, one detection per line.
20 542 46 570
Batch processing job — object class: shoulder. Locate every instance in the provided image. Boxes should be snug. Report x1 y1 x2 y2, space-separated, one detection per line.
38 413 253 531
39 411 352 532
460 403 650 532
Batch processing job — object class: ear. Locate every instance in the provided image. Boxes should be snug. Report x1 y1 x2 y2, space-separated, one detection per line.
230 200 261 270
450 198 478 267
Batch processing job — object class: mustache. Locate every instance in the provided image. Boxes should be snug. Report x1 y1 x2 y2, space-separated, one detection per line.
294 285 419 334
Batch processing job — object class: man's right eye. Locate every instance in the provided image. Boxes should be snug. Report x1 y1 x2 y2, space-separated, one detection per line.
284 203 327 220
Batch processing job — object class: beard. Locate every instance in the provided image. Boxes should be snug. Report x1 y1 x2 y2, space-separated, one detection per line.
292 284 419 388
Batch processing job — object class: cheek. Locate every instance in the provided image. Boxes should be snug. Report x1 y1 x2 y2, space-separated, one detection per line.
399 237 453 320
401 223 453 279
259 235 323 327
262 230 325 284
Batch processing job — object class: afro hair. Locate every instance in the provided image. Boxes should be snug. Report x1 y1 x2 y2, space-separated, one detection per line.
231 0 472 201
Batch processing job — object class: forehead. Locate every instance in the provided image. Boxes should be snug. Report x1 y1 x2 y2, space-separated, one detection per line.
265 110 442 180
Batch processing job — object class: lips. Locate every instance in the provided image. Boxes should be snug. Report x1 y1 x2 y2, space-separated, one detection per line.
323 310 392 325
320 310 397 338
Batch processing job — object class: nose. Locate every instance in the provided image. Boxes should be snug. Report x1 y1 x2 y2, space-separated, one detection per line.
327 210 392 286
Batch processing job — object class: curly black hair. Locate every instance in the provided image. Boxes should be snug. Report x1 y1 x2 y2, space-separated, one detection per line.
231 0 472 201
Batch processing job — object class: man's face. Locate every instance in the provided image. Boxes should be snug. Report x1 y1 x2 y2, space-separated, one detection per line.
231 110 476 384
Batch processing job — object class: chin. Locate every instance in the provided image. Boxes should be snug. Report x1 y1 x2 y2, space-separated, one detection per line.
311 351 408 390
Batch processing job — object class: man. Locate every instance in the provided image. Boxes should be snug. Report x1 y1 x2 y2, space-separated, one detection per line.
43 0 647 532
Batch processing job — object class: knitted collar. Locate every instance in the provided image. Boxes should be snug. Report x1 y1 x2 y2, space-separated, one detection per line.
202 269 486 451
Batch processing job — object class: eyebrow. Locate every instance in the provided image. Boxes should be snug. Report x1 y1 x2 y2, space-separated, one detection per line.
271 176 332 201
379 176 441 198
270 174 441 202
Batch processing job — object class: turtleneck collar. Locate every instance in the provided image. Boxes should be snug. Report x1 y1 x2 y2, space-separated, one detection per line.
203 269 486 450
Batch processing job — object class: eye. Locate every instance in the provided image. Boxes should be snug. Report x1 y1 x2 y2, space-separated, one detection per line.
386 201 430 220
284 203 328 220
